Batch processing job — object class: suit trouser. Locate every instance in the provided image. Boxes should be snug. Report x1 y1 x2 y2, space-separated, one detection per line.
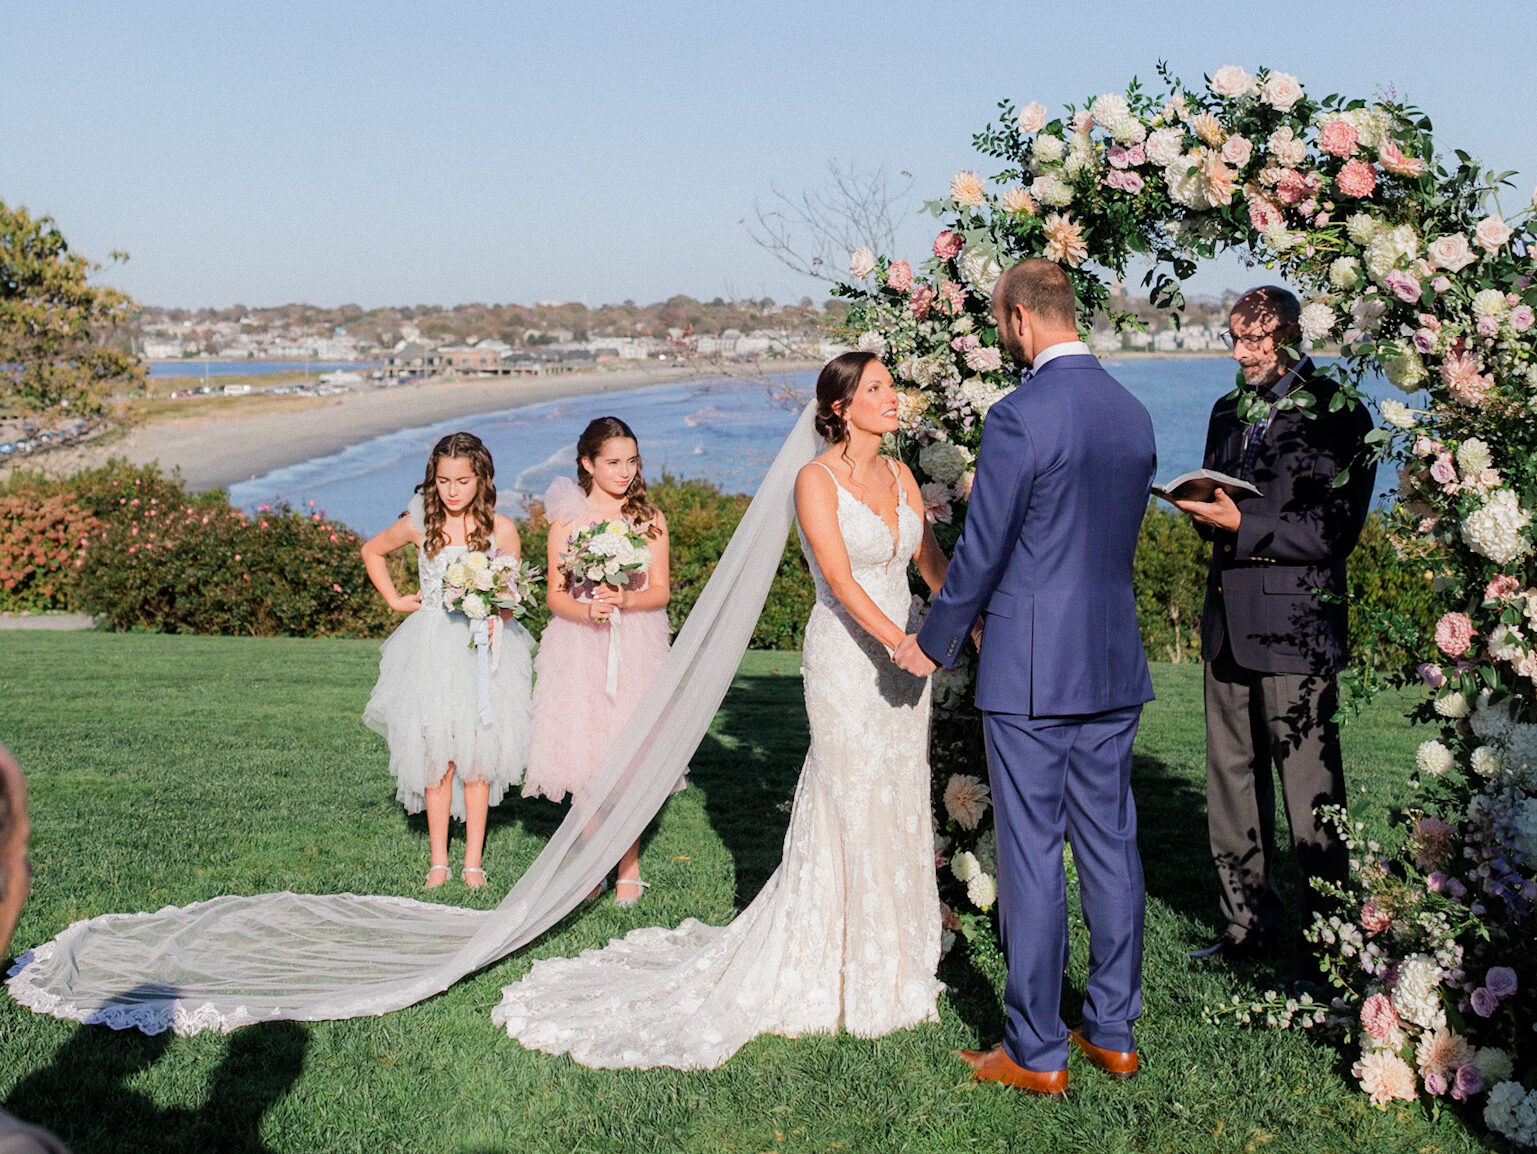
1203 644 1349 943
983 706 1144 1071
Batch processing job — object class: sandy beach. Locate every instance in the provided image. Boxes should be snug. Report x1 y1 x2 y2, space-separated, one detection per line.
9 362 817 492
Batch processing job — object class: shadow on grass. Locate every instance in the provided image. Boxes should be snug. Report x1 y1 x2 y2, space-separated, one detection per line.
690 668 809 911
5 994 306 1154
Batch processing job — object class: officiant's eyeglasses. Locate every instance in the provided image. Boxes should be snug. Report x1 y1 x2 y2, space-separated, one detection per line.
1219 327 1277 350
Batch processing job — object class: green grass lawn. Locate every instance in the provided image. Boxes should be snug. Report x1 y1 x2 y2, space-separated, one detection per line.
0 633 1492 1153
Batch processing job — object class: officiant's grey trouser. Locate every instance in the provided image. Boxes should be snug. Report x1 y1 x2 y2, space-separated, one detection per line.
1203 644 1349 945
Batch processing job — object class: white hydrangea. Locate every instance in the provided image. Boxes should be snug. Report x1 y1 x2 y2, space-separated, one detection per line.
1473 288 1509 317
1298 301 1336 344
966 870 998 911
1416 739 1456 776
950 850 979 882
1145 126 1185 167
1392 953 1447 1030
919 441 973 484
1032 134 1066 165
1329 256 1364 291
1378 399 1416 429
1485 1080 1537 1146
1434 691 1470 718
1029 173 1074 207
1335 106 1391 150
1345 213 1382 245
1365 224 1420 283
856 330 889 357
1470 746 1503 778
1477 1048 1516 1084
1461 489 1534 566
962 377 1009 416
1457 438 1493 474
1375 339 1425 391
960 249 1003 294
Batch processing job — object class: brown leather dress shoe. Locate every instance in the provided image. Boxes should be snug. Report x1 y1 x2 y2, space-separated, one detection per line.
955 1045 1068 1099
1068 1028 1138 1079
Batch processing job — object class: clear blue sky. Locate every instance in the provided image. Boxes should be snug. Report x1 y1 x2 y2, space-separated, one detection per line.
4 1 1533 310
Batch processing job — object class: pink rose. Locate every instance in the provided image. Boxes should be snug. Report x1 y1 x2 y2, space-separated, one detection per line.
1428 234 1477 273
1432 275 1451 293
1260 70 1304 111
1126 144 1146 166
1386 270 1422 303
1360 993 1401 1043
1103 169 1144 194
1336 159 1377 198
886 260 913 292
1486 966 1518 999
1486 575 1521 601
1016 101 1048 134
950 333 980 353
1221 134 1253 167
1435 611 1475 657
1451 1063 1483 1103
1475 214 1514 253
1511 305 1534 332
933 231 964 261
1071 109 1094 135
1418 312 1443 334
1417 662 1446 688
1429 453 1457 487
1424 1072 1450 1097
1107 145 1130 169
1412 328 1437 354
1317 119 1358 157
1477 314 1500 337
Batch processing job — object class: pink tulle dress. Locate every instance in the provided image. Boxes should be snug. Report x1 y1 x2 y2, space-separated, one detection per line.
522 479 673 802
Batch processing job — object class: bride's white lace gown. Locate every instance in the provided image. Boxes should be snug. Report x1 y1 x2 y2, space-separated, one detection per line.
492 461 943 1069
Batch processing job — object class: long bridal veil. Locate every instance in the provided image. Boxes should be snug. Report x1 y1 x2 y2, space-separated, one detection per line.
7 402 821 1035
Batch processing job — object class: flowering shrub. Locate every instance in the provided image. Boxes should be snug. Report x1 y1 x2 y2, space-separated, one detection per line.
0 491 99 612
839 63 1537 1140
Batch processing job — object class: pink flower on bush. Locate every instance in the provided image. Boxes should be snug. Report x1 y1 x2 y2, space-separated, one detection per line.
933 231 964 260
1477 315 1500 337
1435 611 1475 656
950 333 980 353
1317 119 1358 157
1336 159 1377 198
1385 270 1422 303
885 260 913 292
1486 575 1521 602
1511 304 1534 332
1360 993 1402 1044
1378 139 1426 177
1360 899 1392 935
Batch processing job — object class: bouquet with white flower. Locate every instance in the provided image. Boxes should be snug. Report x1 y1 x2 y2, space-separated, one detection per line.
559 521 651 592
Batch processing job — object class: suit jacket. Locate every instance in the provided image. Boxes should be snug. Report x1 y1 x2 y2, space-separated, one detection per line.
1199 361 1375 674
917 354 1157 717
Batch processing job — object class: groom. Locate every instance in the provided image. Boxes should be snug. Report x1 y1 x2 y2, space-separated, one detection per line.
896 258 1156 1097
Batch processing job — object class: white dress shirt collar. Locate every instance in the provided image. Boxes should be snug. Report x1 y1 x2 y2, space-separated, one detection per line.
1027 339 1092 376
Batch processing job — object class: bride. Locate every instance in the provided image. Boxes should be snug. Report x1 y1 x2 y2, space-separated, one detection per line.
492 350 953 1069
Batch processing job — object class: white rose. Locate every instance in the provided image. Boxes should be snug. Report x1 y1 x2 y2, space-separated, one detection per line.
1145 126 1185 167
1298 301 1335 345
473 567 495 591
849 246 876 280
1032 134 1066 165
1427 233 1478 273
1266 125 1307 168
585 565 605 583
960 249 1003 294
1017 101 1048 134
1260 71 1304 112
1209 65 1258 99
856 330 889 357
1378 399 1416 429
1328 256 1363 290
461 592 489 620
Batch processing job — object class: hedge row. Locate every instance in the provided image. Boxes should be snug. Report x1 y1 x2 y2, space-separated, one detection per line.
0 462 1430 667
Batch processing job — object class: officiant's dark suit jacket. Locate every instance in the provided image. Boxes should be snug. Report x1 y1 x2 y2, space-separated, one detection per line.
1198 362 1375 674
917 353 1155 715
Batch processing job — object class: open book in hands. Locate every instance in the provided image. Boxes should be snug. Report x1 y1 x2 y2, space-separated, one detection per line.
1151 469 1261 504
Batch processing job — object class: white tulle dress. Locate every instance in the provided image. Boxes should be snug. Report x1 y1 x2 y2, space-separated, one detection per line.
491 458 943 1069
363 496 535 820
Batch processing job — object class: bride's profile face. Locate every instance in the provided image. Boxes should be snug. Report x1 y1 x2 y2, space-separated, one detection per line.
582 436 640 499
839 361 898 438
434 455 479 513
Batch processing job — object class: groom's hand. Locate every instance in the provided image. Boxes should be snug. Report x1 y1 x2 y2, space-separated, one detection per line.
894 634 938 676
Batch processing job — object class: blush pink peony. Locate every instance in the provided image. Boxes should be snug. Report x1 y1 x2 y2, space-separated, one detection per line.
933 231 964 261
1435 611 1476 656
885 260 913 292
1475 214 1514 253
1318 119 1359 157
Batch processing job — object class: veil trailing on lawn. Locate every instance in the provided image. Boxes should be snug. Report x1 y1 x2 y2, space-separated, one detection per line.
6 401 821 1035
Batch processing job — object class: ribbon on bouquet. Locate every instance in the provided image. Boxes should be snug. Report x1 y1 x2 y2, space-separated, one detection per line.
471 616 495 727
604 604 622 702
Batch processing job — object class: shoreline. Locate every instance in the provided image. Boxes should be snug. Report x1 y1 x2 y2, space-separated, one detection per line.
7 361 819 492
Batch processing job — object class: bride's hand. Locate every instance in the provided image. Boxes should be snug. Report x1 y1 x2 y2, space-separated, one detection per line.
390 593 422 613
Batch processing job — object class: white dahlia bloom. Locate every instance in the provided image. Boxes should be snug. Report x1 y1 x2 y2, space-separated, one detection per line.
1032 133 1066 165
1089 92 1130 129
1462 490 1534 566
1434 691 1470 719
1328 256 1363 291
966 870 998 911
1457 438 1493 475
1392 953 1447 1030
1473 288 1509 317
1345 212 1382 245
950 850 979 882
919 441 972 484
1145 126 1186 167
1298 301 1335 344
1416 739 1455 776
1378 399 1416 429
1029 173 1074 207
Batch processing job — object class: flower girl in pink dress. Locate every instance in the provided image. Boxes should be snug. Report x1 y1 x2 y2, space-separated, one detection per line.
523 417 672 905
361 432 534 890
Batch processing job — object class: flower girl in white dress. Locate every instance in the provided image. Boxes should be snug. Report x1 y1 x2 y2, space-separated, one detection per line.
362 432 534 889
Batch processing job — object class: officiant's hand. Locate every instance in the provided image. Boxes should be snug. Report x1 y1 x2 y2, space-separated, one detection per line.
893 634 938 677
1173 489 1241 533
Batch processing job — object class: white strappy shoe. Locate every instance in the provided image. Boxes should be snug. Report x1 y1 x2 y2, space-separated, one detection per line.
613 877 650 908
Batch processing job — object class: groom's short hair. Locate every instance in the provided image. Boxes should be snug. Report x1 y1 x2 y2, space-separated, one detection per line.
997 259 1077 329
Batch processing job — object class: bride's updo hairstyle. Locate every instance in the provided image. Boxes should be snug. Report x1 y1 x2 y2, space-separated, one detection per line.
815 350 880 444
576 416 662 537
416 431 497 557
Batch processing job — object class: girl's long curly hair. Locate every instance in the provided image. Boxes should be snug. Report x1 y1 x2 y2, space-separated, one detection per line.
576 417 660 537
416 431 497 557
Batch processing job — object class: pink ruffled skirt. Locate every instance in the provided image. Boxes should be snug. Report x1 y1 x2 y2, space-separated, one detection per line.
523 607 672 802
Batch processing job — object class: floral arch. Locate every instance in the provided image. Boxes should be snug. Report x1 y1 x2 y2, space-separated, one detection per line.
838 64 1537 1139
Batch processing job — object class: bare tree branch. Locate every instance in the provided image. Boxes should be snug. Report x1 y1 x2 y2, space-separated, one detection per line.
743 161 915 284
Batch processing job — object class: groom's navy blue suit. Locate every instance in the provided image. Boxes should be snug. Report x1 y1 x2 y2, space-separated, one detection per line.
917 349 1156 1071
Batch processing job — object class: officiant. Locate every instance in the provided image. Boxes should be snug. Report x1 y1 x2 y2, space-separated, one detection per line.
1171 285 1375 977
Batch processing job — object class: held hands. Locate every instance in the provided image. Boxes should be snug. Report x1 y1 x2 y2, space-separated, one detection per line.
1172 489 1242 533
586 585 624 624
893 634 938 677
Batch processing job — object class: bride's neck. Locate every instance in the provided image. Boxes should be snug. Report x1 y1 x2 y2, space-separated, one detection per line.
839 427 883 470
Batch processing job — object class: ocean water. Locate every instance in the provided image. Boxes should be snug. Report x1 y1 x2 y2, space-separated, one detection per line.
228 358 1397 536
